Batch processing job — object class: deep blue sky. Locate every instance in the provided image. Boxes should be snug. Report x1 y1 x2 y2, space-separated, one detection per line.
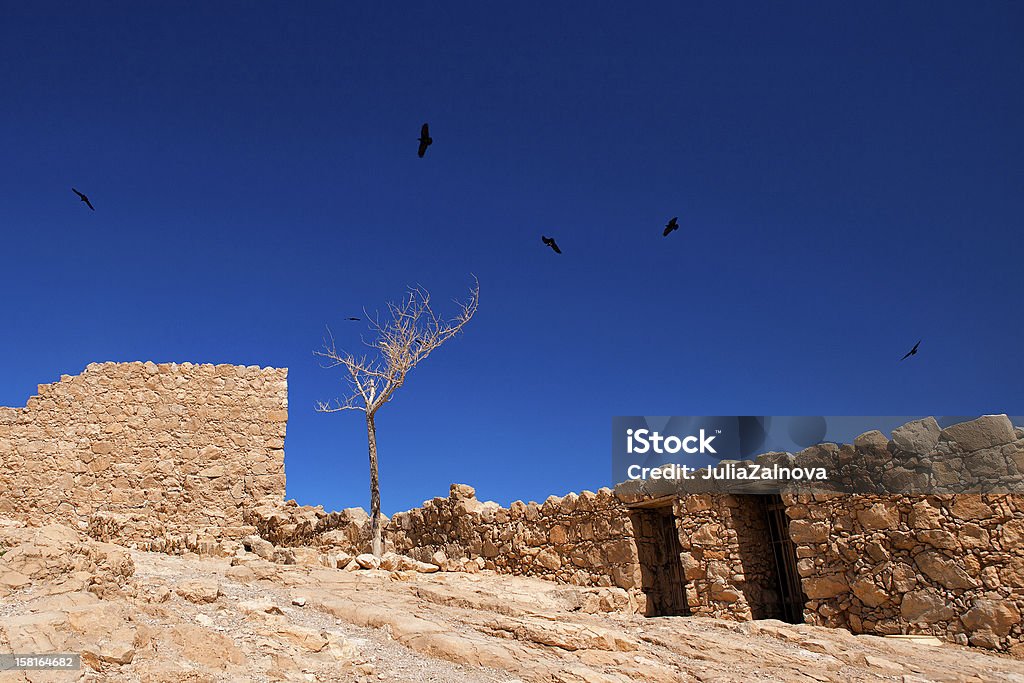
2 3 1021 514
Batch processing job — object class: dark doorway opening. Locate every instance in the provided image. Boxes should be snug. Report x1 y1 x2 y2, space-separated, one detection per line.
729 495 807 622
630 504 690 617
763 494 806 624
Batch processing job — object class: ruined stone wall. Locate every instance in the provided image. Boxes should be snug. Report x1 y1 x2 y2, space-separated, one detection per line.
790 493 1024 652
672 494 785 620
615 416 1024 652
657 489 1024 652
237 486 647 611
0 362 287 551
387 484 644 606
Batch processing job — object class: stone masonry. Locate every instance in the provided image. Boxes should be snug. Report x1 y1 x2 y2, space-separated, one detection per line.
0 362 287 551
2 364 1022 653
788 492 1024 651
389 485 640 589
615 415 1024 653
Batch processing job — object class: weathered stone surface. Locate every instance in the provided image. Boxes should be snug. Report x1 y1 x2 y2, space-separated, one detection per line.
962 598 1021 637
450 483 476 500
857 503 900 530
413 559 440 573
243 535 277 560
177 577 221 603
0 524 134 598
355 553 381 569
691 523 724 545
803 575 849 599
709 582 742 603
275 623 330 651
909 500 943 529
789 519 830 544
536 548 562 570
169 623 247 669
854 430 890 449
900 588 956 622
850 577 889 607
892 417 941 454
679 552 702 580
941 415 1016 452
949 496 994 521
917 529 959 550
239 598 285 615
914 550 978 590
83 545 1024 682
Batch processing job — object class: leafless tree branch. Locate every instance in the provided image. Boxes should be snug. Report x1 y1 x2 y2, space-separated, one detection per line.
314 278 479 556
315 277 479 416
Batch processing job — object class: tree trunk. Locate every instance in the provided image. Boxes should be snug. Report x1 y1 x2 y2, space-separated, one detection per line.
366 411 383 556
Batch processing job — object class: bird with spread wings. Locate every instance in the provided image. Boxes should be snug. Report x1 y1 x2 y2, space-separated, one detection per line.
72 188 95 211
542 236 562 254
663 216 679 236
900 340 921 361
417 123 432 158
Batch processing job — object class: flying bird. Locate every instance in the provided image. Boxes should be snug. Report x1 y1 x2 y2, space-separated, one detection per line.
72 188 94 211
345 317 361 321
542 236 562 254
663 216 679 237
417 123 432 158
900 340 921 361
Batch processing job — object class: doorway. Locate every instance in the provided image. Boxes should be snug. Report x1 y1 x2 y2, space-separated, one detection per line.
722 495 807 622
763 494 806 623
631 504 690 617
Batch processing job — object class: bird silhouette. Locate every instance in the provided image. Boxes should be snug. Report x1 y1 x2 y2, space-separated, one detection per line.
417 123 432 158
542 236 562 254
345 317 361 321
663 216 679 237
900 340 921 361
72 188 94 211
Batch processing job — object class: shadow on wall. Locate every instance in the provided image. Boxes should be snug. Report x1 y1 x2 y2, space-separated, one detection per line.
629 505 690 617
732 494 806 623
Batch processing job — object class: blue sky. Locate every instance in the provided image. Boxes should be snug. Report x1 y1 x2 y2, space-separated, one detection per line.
1 2 1021 514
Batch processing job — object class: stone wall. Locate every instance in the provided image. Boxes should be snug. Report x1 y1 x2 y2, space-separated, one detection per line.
616 416 1024 653
7 370 1021 652
674 494 786 620
623 489 1024 653
387 484 645 607
790 493 1024 652
0 362 287 551
242 484 647 611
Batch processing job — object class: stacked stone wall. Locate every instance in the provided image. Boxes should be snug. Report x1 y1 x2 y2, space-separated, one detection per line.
662 489 1024 652
6 369 1023 653
387 484 644 602
0 362 287 551
789 492 1024 652
242 483 644 610
673 495 786 620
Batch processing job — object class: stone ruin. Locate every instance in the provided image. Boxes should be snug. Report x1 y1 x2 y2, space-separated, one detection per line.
0 361 288 553
1 362 1022 654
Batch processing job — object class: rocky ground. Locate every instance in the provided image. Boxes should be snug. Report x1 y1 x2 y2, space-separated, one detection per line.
1 522 1023 682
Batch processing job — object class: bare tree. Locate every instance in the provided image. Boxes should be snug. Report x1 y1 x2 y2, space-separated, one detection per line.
315 279 480 556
